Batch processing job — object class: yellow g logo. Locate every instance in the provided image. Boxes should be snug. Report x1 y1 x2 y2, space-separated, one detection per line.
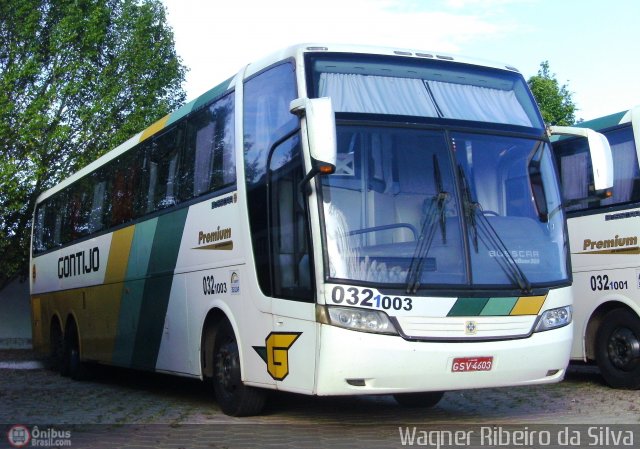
253 332 301 381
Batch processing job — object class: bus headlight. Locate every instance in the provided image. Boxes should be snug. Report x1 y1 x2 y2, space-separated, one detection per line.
535 306 572 332
318 305 398 335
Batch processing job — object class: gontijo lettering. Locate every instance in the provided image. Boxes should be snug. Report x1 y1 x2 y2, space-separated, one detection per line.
58 247 100 279
583 235 637 251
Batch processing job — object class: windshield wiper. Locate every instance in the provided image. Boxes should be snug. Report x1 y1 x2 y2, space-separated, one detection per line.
458 166 532 294
405 155 448 294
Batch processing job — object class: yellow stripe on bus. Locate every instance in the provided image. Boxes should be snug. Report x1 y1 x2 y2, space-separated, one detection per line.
510 295 546 315
104 226 135 284
140 114 170 142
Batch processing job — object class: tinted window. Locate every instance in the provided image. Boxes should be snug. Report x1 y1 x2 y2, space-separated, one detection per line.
243 62 298 295
184 94 235 198
555 125 639 212
148 125 184 212
32 92 237 255
108 147 146 226
269 136 313 301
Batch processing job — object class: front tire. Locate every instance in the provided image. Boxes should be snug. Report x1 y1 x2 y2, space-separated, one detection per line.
393 391 444 408
595 308 640 389
212 320 266 416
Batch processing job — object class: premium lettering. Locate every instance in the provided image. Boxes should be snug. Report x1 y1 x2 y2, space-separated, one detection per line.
583 235 637 251
198 227 232 245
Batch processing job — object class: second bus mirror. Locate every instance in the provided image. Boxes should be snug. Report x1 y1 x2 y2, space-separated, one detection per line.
549 126 614 191
290 97 337 186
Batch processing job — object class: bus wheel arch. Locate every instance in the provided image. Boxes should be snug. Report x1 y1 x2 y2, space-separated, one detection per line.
584 301 628 361
593 306 640 389
200 308 230 380
201 311 266 416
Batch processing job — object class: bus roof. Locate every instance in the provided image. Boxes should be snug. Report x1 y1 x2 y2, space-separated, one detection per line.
574 110 629 131
551 106 639 147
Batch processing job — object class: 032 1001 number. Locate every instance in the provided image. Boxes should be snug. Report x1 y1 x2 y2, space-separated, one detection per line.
330 286 413 311
589 275 628 291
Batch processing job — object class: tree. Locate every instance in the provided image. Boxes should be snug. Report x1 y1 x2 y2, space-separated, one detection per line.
527 61 576 126
0 0 186 290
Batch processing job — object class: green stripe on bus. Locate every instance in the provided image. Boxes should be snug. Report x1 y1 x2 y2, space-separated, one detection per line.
130 208 189 370
112 279 145 366
447 297 490 317
480 297 518 316
126 219 159 279
112 219 158 366
190 77 234 112
165 76 234 127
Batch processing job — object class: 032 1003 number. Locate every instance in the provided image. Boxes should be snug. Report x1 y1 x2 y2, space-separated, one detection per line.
331 286 412 311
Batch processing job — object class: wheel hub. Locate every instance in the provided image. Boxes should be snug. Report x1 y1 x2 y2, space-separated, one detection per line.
607 327 640 371
216 343 240 392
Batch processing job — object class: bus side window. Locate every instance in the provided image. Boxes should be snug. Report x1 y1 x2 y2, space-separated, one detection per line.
63 180 93 242
52 194 65 248
109 150 141 225
209 95 236 191
149 125 184 211
33 198 60 253
184 93 236 198
558 149 593 211
33 205 47 253
88 172 107 234
601 126 640 206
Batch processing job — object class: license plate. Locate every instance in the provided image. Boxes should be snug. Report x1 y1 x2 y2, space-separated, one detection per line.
451 356 493 372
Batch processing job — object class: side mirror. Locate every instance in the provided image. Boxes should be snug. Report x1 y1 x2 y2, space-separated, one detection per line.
290 97 337 187
549 126 614 191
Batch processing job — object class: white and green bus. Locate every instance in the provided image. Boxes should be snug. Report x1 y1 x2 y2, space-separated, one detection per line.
553 105 640 389
30 44 611 416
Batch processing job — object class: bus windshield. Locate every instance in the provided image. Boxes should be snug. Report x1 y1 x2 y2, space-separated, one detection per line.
320 125 566 291
308 54 566 292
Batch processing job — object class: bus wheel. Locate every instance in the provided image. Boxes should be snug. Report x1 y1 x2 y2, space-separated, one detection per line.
212 320 266 416
63 323 89 381
49 321 64 373
595 308 640 389
393 391 444 408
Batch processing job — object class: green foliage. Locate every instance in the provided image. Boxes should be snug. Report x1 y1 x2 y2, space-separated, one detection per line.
527 61 576 126
0 0 186 289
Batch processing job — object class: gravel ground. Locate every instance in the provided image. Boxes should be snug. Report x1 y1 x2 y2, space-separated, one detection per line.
1 350 638 448
0 350 638 425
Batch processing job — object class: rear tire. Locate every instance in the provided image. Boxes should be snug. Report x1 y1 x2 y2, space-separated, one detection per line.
49 321 64 373
63 322 89 381
595 308 640 389
212 320 266 416
393 391 444 408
